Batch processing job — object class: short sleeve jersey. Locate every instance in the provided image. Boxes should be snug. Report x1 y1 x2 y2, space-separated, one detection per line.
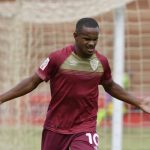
36 45 112 134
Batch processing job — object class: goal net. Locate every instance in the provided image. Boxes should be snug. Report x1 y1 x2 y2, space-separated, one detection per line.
0 0 150 150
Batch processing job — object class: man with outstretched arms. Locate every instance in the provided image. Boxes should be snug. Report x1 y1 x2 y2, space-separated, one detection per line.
0 18 150 150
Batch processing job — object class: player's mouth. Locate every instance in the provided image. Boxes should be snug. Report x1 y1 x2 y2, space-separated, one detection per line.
87 48 95 54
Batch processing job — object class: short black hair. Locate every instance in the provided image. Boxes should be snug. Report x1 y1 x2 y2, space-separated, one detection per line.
75 18 99 33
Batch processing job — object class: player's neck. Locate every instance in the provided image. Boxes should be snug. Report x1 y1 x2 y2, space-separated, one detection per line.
74 45 93 59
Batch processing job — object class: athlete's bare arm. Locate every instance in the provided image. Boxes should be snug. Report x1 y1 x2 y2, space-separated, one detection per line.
102 80 150 113
0 73 43 104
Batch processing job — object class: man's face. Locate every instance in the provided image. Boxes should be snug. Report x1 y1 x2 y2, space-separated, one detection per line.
74 26 99 58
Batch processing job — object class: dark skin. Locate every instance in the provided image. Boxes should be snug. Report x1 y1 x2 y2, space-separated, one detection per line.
73 26 99 58
0 25 150 113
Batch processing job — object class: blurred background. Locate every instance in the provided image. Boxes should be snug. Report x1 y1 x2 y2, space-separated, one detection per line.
0 0 150 150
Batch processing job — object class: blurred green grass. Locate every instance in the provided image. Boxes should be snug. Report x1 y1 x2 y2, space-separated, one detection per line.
0 125 150 150
0 125 42 150
98 126 150 150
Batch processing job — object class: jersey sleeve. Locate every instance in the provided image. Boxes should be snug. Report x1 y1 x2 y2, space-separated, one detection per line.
36 53 57 82
100 56 112 85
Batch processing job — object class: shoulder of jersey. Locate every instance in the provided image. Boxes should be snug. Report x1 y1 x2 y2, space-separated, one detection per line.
49 45 73 58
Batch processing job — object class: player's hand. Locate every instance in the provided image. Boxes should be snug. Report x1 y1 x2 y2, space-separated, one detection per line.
138 97 150 113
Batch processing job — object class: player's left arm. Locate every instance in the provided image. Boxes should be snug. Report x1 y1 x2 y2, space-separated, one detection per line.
102 80 150 113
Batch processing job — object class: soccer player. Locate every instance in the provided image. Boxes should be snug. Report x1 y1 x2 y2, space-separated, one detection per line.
0 18 150 150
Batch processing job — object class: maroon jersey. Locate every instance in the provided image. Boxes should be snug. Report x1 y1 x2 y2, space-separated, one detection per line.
37 45 112 134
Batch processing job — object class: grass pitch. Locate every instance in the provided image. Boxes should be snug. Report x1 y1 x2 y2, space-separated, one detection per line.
0 125 150 150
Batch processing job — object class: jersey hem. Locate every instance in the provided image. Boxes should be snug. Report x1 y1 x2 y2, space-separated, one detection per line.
43 126 96 134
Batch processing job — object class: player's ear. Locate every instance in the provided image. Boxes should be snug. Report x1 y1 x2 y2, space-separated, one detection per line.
73 32 78 38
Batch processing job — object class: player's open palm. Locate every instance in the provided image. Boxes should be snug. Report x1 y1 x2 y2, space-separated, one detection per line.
139 97 150 113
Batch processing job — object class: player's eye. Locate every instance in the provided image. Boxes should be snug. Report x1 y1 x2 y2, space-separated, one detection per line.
84 38 91 41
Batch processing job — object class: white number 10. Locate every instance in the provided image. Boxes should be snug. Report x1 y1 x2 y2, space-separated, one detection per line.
86 133 99 146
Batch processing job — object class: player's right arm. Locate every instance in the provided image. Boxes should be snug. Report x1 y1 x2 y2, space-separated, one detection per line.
0 73 43 104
